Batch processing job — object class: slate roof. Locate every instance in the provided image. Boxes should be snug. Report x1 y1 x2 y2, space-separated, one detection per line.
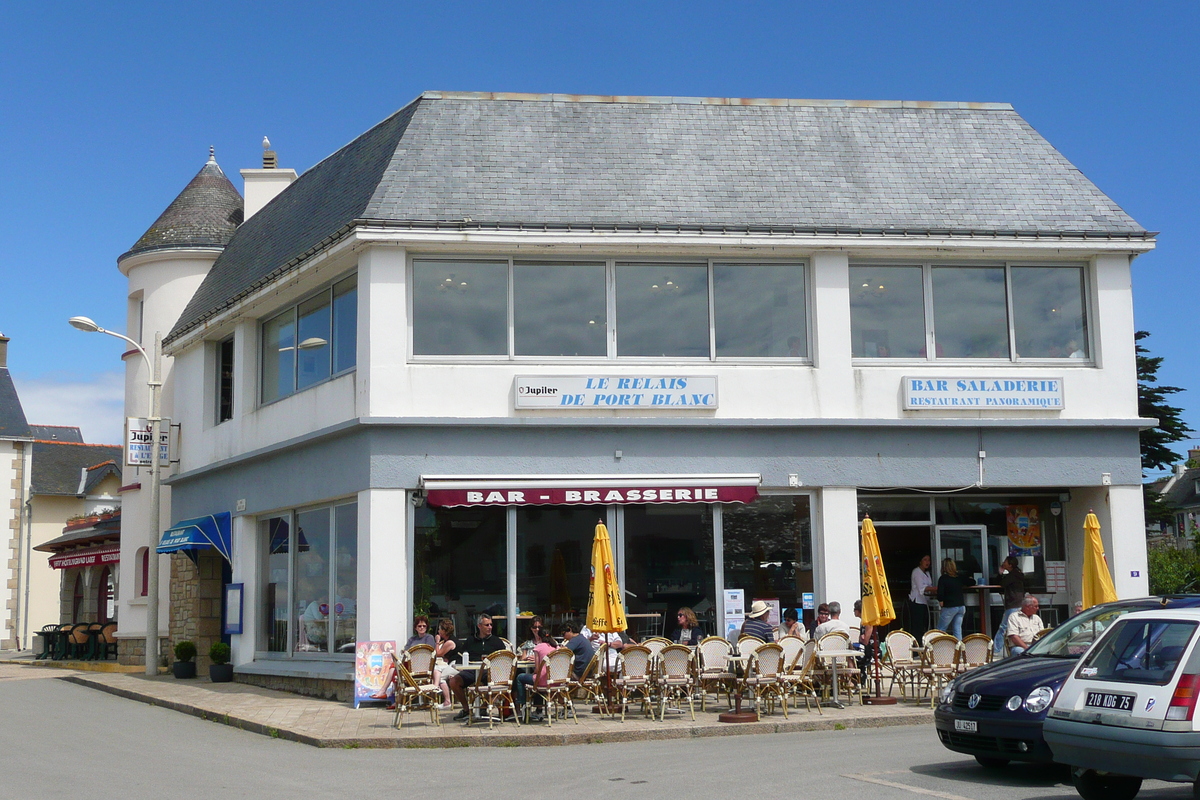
29 425 83 443
121 153 244 262
166 92 1150 343
0 368 31 439
1160 468 1200 511
30 442 122 496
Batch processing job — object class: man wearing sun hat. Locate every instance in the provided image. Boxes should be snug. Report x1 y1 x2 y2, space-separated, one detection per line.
740 600 775 641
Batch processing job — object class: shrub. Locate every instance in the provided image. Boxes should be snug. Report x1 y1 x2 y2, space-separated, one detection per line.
173 640 197 663
1147 543 1200 595
209 642 231 665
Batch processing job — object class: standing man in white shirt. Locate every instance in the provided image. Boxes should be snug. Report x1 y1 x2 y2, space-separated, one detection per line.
908 555 935 639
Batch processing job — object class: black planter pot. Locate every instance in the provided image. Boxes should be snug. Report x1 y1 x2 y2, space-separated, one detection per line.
172 661 197 679
209 663 234 683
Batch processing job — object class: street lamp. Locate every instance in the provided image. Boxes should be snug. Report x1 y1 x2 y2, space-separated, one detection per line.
69 315 163 677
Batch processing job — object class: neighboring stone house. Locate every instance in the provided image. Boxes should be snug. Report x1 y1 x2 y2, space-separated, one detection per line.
1149 448 1200 538
0 335 32 650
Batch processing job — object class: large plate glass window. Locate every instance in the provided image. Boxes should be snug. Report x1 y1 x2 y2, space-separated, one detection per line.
713 264 807 358
931 267 1010 359
1010 266 1088 359
722 496 813 621
413 506 508 639
513 262 607 356
624 504 715 637
260 275 357 403
849 266 926 358
258 501 357 656
616 263 709 357
412 260 508 356
515 505 604 624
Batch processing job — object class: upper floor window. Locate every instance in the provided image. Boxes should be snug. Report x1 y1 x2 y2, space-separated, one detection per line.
849 263 1089 361
411 258 808 360
216 337 234 423
261 275 357 404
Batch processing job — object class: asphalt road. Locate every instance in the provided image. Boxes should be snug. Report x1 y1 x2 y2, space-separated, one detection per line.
1 668 1194 800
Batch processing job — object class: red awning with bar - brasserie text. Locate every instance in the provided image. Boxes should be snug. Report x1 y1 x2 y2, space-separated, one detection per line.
48 547 120 570
422 474 761 508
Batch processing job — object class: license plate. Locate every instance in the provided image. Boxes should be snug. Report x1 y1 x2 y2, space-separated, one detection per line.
954 719 977 732
1085 691 1134 712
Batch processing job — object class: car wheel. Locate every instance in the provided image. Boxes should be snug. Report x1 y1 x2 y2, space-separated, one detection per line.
974 755 1010 768
1073 769 1142 800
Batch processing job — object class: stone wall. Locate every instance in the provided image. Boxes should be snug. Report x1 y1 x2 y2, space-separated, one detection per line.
168 550 223 669
235 672 354 702
2 443 25 650
118 635 168 667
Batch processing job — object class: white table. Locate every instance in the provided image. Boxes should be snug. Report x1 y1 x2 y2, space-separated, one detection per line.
817 648 860 709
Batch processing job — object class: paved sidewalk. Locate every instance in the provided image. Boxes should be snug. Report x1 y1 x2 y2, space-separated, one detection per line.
25 664 933 748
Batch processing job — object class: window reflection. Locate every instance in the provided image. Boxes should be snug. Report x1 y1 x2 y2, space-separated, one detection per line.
1011 267 1088 359
514 263 607 356
413 506 508 639
624 504 715 637
713 264 807 357
849 266 925 358
333 504 357 652
261 311 295 402
295 509 331 653
515 505 603 624
263 517 290 653
932 267 1010 358
332 277 358 373
616 264 709 357
412 260 508 355
296 294 331 390
723 496 813 622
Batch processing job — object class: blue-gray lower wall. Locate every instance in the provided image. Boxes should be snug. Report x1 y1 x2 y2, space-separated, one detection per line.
166 421 1141 518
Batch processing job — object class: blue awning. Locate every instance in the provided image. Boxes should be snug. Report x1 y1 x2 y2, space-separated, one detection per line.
158 512 232 563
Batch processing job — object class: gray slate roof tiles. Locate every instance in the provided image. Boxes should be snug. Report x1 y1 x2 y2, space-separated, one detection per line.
30 442 122 496
0 368 31 439
166 93 1149 343
122 157 244 262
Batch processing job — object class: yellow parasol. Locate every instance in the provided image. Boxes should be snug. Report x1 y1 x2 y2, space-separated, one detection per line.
859 515 896 626
1081 511 1118 610
586 519 626 633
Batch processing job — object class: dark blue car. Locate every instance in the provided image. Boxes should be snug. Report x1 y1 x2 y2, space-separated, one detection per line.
934 595 1200 768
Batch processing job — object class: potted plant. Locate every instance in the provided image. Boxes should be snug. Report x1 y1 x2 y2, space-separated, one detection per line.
172 640 197 679
209 642 234 683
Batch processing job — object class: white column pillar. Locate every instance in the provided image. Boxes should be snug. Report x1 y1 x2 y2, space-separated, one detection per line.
229 514 257 666
814 487 860 610
358 488 406 644
810 252 854 415
356 246 407 418
1105 484 1149 598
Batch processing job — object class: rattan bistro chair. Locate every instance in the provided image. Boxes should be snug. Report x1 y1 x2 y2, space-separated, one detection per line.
530 647 579 725
613 645 654 722
656 644 697 721
393 656 442 729
921 634 960 707
468 650 521 730
744 642 788 718
406 644 436 683
697 636 736 711
884 630 921 698
780 639 822 714
959 633 993 673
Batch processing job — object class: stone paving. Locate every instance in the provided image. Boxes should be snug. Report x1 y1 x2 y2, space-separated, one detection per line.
5 658 934 748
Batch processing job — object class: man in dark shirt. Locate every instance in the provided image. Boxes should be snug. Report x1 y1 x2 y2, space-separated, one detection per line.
448 613 504 720
560 621 596 677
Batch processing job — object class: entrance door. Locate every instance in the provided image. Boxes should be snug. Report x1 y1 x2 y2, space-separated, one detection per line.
935 525 988 633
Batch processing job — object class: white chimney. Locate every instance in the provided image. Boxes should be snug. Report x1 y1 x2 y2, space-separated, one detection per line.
241 137 297 220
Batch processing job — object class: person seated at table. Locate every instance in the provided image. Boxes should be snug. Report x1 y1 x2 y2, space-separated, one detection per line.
560 621 596 677
519 616 554 655
808 603 830 636
514 630 558 720
672 607 703 646
447 613 504 721
433 618 458 709
812 601 851 640
780 607 806 639
852 599 875 679
581 623 630 673
740 601 775 641
1005 595 1044 658
403 615 436 649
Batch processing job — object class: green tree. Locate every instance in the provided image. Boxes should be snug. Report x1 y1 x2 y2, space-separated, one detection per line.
1148 543 1200 594
1138 330 1192 527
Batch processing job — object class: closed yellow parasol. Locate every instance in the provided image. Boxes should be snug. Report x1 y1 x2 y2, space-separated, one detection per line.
586 520 626 633
1081 511 1118 610
860 515 896 627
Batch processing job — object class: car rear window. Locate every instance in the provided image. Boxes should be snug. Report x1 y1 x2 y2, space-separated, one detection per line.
1027 605 1133 657
1077 618 1198 685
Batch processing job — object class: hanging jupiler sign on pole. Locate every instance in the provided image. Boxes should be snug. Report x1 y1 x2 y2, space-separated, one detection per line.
125 417 171 467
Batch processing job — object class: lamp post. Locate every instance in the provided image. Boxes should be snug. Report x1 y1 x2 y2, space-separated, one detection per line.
69 316 163 676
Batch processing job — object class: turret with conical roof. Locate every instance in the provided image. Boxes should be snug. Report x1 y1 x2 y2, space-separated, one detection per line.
119 148 244 264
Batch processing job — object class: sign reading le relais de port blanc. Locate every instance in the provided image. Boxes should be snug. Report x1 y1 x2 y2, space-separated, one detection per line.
903 377 1065 410
515 376 718 409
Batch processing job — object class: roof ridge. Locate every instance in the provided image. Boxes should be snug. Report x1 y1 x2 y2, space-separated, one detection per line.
33 440 121 447
420 91 1014 111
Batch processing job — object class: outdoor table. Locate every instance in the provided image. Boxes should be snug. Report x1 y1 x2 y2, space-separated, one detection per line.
968 585 1001 637
817 648 860 709
36 629 60 660
719 654 758 723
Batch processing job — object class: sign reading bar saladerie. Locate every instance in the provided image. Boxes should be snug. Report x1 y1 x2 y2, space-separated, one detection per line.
515 376 717 409
903 377 1064 410
426 483 758 508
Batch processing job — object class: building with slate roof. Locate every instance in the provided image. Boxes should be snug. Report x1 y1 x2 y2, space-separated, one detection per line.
1148 448 1200 538
120 93 1155 692
0 334 33 649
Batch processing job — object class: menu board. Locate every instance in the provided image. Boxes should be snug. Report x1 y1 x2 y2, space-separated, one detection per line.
353 640 396 708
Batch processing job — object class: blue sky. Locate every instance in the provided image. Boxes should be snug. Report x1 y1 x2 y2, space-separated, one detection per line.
1 2 1196 463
